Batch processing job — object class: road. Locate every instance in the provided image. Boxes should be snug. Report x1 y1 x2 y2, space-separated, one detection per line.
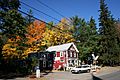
41 71 92 80
1 67 119 80
43 71 120 80
92 71 120 80
1 71 120 80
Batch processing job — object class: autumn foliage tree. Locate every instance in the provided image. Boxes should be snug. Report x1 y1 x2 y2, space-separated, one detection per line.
0 0 27 61
25 20 46 54
2 36 25 59
42 18 75 47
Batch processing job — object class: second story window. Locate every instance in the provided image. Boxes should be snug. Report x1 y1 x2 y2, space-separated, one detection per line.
74 52 76 57
70 51 72 57
60 52 63 57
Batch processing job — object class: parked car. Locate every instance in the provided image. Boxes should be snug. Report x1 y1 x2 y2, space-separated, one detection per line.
71 64 91 74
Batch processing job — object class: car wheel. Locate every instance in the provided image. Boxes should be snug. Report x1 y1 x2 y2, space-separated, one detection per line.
71 72 74 74
79 70 81 73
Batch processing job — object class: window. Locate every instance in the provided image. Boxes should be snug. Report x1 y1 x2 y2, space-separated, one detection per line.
60 60 64 62
60 52 63 57
75 60 77 63
70 51 72 57
68 51 70 57
54 54 56 57
48 61 52 67
72 60 74 65
68 60 70 63
43 61 46 67
42 54 46 58
72 60 74 63
74 52 76 57
57 52 60 57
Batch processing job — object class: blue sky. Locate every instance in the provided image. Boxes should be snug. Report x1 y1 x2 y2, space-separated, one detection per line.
20 0 120 28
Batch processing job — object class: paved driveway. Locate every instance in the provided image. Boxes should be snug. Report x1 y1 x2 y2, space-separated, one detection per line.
42 71 92 80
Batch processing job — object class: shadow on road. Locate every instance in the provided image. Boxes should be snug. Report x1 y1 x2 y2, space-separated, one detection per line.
92 74 102 80
41 70 53 76
0 72 27 79
0 70 53 79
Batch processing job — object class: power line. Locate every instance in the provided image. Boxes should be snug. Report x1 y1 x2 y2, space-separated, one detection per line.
20 1 71 27
18 10 44 23
36 0 71 22
36 0 65 18
20 4 46 21
20 1 60 22
18 10 68 31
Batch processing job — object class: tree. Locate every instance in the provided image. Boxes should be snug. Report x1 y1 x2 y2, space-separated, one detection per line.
78 19 91 62
0 0 27 62
115 21 120 39
42 18 75 47
99 0 120 66
0 0 28 73
70 16 99 64
0 0 20 11
25 20 46 54
114 21 120 66
2 36 27 60
70 16 81 42
25 9 34 25
55 18 75 44
88 17 99 55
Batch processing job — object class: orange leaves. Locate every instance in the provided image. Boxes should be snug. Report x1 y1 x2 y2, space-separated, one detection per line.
26 20 46 44
2 19 74 60
24 20 46 54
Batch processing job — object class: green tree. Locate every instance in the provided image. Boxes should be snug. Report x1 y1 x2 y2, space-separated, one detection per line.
70 16 99 64
25 9 34 25
0 0 28 73
0 0 20 11
70 16 81 42
0 0 27 57
0 0 21 53
70 17 89 61
98 0 120 66
87 17 99 55
80 18 99 64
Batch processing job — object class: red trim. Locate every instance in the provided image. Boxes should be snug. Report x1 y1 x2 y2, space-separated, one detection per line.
57 52 60 57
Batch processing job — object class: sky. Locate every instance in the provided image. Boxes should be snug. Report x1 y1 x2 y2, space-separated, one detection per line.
20 0 120 28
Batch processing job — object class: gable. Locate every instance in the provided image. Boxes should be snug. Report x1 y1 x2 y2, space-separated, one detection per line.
69 45 76 51
68 44 79 53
